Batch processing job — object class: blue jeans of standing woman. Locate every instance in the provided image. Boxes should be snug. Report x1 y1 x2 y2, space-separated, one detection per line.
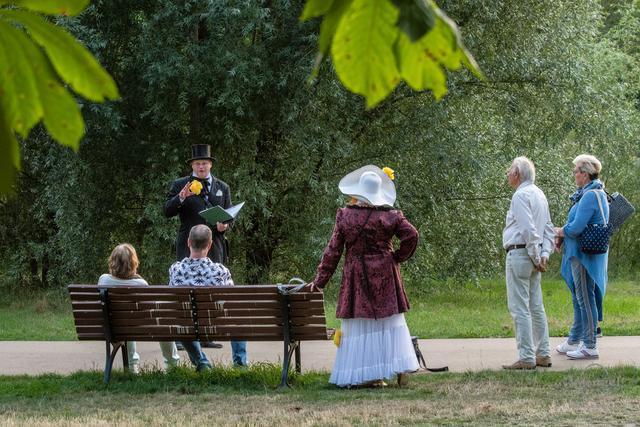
568 258 598 349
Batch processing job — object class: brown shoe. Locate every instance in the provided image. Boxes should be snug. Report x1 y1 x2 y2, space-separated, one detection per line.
536 356 552 367
502 360 536 370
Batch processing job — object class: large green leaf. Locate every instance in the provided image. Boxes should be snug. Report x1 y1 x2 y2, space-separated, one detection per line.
392 0 435 42
0 20 43 137
308 0 353 80
0 0 90 16
432 4 482 78
332 0 401 108
11 19 84 149
396 2 483 99
318 0 353 56
0 106 19 195
0 9 119 102
300 0 335 21
396 31 447 99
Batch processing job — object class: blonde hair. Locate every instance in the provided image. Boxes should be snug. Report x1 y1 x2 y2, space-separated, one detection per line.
108 243 139 279
573 154 602 179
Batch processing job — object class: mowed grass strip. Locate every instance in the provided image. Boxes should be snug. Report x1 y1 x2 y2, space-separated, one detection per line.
1 365 639 425
325 279 640 338
0 279 638 340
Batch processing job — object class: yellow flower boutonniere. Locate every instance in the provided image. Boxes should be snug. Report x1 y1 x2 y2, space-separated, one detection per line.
189 180 203 195
382 166 395 181
333 329 342 347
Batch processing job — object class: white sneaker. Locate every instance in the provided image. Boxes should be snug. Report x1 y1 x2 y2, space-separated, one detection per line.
567 343 599 360
556 340 579 354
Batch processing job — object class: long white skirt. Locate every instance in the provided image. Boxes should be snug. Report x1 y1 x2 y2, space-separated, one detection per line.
330 313 419 387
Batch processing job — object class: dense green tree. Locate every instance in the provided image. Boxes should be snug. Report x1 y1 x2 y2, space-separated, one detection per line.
1 0 638 290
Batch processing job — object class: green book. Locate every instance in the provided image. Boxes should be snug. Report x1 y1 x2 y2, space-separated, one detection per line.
199 202 245 224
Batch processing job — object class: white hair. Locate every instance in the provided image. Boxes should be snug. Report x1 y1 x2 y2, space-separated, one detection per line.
573 154 602 178
511 156 536 183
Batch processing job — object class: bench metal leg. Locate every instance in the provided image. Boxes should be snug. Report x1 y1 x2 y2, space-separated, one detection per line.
122 342 129 371
104 341 125 384
294 341 301 373
278 341 299 389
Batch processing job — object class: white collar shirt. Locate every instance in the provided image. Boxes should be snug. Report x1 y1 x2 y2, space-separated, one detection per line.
502 180 555 265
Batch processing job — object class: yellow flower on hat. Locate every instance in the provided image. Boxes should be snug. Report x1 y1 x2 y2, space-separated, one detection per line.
189 180 203 195
382 166 395 181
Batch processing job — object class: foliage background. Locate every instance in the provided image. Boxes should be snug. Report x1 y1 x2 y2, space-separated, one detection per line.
0 0 638 290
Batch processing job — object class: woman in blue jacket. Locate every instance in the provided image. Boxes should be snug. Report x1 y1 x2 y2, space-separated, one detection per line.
554 154 609 359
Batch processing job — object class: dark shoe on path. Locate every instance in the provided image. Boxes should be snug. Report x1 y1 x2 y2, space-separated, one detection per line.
175 342 185 351
502 360 536 370
536 356 552 367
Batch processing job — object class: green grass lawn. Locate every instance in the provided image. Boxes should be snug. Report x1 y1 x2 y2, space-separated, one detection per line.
326 278 640 338
0 279 638 340
1 365 640 425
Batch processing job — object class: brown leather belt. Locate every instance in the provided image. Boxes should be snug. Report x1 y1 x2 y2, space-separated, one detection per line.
505 244 526 253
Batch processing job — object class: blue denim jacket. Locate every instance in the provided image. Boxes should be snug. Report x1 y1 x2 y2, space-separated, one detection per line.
561 180 609 295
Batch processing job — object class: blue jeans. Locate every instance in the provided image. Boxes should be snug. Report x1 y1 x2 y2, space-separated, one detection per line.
181 341 247 367
180 341 211 370
231 341 248 366
568 258 598 349
595 285 603 323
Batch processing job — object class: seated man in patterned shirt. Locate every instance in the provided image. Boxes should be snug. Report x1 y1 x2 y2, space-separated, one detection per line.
169 224 248 371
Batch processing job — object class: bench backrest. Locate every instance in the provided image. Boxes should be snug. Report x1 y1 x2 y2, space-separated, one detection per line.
68 284 328 343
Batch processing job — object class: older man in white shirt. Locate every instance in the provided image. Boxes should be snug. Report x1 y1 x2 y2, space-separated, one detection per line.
502 157 555 370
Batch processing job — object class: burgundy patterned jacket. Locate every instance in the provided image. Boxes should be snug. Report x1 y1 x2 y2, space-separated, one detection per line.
312 205 419 319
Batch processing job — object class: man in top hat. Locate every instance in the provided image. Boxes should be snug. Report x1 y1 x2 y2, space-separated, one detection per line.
164 144 232 265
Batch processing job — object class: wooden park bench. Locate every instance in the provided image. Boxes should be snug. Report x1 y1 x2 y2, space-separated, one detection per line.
68 284 329 386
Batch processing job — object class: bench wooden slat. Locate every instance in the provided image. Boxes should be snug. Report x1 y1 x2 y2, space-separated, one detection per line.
289 300 324 310
193 300 280 310
287 293 323 301
290 307 325 316
106 317 283 327
195 334 283 341
76 299 325 311
194 293 280 302
76 326 105 334
290 316 327 326
195 308 282 318
109 318 195 327
107 294 192 302
109 310 193 319
68 293 103 301
72 310 103 319
109 301 192 311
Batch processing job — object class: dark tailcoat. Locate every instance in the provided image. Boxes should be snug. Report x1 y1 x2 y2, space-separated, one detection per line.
312 206 419 319
164 176 232 264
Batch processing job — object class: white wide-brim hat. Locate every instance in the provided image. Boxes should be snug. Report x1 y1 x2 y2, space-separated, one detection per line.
338 165 396 207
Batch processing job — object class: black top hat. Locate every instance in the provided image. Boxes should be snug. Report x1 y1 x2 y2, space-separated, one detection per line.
186 144 215 164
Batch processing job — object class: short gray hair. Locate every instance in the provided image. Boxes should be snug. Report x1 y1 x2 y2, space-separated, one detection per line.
189 224 212 251
573 154 602 179
510 156 536 183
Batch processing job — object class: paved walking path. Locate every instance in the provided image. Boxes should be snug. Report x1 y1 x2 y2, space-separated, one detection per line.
1 336 639 375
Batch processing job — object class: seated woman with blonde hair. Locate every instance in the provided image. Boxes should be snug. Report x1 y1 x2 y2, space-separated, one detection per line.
98 243 180 373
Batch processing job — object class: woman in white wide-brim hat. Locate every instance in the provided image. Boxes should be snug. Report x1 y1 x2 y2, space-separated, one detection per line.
308 165 420 388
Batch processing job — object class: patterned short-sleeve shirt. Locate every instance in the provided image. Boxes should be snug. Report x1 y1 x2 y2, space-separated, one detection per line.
169 257 234 287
